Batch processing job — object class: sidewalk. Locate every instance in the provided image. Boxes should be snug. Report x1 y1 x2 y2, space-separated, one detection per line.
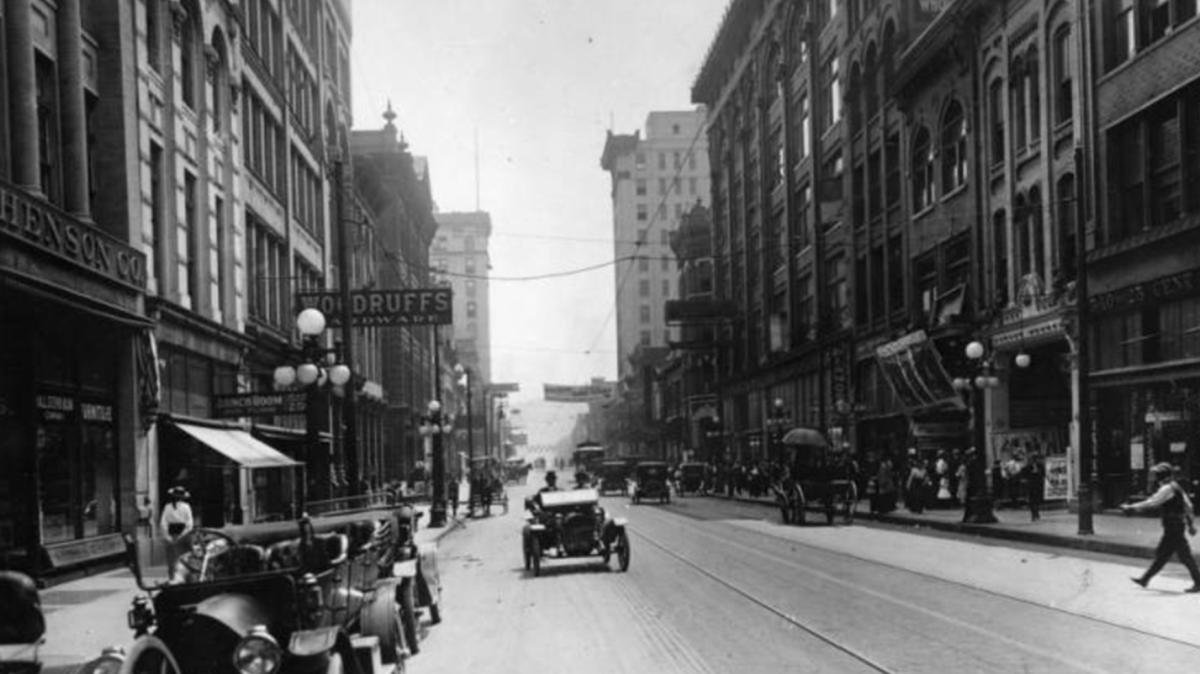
716 491 1166 560
35 501 464 669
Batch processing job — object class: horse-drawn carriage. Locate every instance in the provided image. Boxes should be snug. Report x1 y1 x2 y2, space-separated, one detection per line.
773 428 858 525
468 456 509 517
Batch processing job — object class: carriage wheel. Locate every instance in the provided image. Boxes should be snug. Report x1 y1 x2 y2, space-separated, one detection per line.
617 531 631 572
531 537 542 577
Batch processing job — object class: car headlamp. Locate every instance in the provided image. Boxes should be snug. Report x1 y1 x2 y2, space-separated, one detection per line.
233 625 282 674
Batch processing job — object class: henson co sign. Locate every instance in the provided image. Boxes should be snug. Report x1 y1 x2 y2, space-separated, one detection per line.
296 288 452 327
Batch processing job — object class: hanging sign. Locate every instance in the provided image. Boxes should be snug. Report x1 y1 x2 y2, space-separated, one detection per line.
296 288 452 327
212 391 307 418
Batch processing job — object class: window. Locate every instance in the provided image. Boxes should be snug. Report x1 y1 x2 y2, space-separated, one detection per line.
639 280 650 297
214 196 225 313
911 128 935 212
636 179 646 196
661 257 670 271
851 164 865 227
914 253 938 319
660 230 669 245
870 245 885 321
638 256 649 272
797 274 814 338
989 79 1005 165
1056 175 1077 282
640 330 651 346
637 204 648 221
1111 118 1145 238
146 0 163 72
855 255 869 324
184 172 198 303
659 152 667 170
867 150 882 220
1053 28 1073 125
659 178 667 195
35 55 60 205
636 152 646 169
887 234 905 313
795 184 811 248
180 5 197 109
637 228 648 244
467 302 477 318
674 151 682 168
150 143 165 288
1148 101 1182 226
662 279 670 297
993 210 1009 306
884 133 901 209
827 254 849 328
466 280 476 296
941 101 968 193
1113 0 1136 66
794 92 810 160
689 177 697 195
1028 52 1041 143
640 305 651 324
818 55 841 133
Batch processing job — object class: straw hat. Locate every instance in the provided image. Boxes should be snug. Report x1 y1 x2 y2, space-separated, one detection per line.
167 485 190 500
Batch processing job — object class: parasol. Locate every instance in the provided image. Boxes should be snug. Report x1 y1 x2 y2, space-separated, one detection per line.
781 427 829 448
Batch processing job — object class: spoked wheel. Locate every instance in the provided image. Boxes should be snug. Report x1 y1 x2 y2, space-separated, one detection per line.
531 537 542 577
523 535 532 570
842 483 858 524
117 636 182 674
617 530 631 572
361 585 407 664
601 541 612 566
794 490 807 526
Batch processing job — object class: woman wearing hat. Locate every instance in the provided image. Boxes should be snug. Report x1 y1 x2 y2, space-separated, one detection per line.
1123 462 1200 592
160 486 195 582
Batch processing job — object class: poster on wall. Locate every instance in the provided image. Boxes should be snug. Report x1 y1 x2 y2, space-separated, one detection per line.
1044 456 1069 500
989 427 1066 461
1130 441 1145 470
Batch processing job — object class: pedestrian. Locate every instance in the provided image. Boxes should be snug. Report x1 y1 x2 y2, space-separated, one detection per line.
905 450 928 514
447 473 460 518
1123 462 1200 593
1022 453 1045 521
160 486 194 582
875 454 897 514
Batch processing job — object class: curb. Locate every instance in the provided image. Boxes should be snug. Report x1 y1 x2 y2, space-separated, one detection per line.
717 494 1157 560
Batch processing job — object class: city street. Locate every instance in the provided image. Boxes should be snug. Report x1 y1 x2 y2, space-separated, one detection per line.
413 477 1200 674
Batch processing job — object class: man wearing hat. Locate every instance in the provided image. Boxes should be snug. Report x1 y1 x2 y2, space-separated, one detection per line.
160 486 195 582
1123 463 1200 592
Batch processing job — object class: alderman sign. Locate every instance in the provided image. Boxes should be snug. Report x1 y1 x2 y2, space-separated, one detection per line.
296 288 452 327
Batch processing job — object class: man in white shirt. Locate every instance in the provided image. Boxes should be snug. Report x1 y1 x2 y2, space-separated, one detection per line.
1123 463 1200 592
160 486 195 581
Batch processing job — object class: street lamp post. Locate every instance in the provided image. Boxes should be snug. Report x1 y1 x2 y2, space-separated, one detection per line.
455 365 475 465
951 340 1030 524
419 399 453 528
273 307 354 506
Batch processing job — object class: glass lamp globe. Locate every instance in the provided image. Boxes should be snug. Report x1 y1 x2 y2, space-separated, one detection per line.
296 308 327 336
428 400 441 414
296 362 321 386
274 365 296 388
988 376 1001 388
965 341 985 360
1015 352 1032 369
975 375 988 390
329 364 352 386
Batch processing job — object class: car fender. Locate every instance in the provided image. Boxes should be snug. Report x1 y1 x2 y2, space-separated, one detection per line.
191 593 272 639
602 519 626 544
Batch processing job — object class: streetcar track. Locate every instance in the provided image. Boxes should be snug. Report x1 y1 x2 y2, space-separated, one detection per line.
642 496 1200 652
625 503 1116 674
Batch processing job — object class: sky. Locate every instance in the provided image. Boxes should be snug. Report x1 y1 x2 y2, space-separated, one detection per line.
350 1 730 444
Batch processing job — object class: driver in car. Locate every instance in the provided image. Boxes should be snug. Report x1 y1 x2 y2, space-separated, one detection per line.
528 470 560 514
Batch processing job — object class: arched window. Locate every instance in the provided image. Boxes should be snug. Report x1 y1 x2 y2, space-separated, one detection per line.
1029 187 1044 282
848 62 863 133
1011 57 1027 148
989 79 1005 165
179 0 199 110
1014 195 1030 277
941 100 967 193
1027 49 1041 143
1053 27 1073 125
209 31 228 134
911 128 935 211
865 44 879 120
1056 174 1077 282
993 210 1009 306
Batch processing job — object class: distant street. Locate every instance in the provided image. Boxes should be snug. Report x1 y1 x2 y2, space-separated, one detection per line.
413 475 1200 674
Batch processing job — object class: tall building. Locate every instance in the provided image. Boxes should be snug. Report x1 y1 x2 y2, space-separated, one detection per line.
430 211 493 383
601 110 710 382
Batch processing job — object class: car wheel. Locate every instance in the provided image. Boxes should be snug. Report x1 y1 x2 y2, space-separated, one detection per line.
601 542 612 566
360 585 406 664
117 636 182 674
531 537 542 577
398 578 419 656
617 531 631 572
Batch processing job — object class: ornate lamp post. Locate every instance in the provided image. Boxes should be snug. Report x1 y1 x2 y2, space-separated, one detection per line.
419 400 454 527
951 340 1030 524
454 365 475 465
274 307 353 505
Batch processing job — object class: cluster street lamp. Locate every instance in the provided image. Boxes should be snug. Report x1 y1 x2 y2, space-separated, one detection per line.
951 340 1030 524
273 307 354 503
419 400 454 528
766 398 790 463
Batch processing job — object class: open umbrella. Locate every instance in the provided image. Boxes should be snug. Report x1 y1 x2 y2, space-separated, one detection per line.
781 427 829 448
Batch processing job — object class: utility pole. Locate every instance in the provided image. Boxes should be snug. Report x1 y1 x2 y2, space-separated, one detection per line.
334 153 359 495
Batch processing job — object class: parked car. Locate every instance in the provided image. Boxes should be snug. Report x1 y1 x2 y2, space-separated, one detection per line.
522 488 630 577
85 504 442 673
631 461 672 505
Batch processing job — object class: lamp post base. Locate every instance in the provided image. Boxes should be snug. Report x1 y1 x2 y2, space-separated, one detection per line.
427 500 449 528
962 496 998 524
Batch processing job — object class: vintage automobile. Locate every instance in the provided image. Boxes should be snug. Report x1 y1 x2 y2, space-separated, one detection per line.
596 460 633 496
773 428 858 526
86 503 442 674
468 456 508 517
0 570 45 674
522 488 630 577
630 461 671 505
675 462 709 496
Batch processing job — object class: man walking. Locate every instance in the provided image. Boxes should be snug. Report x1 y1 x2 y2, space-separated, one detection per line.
1123 462 1200 592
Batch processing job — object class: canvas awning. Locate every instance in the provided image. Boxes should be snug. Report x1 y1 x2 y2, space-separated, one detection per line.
174 422 302 469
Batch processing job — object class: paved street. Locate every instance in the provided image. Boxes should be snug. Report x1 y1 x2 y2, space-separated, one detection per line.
413 477 1200 674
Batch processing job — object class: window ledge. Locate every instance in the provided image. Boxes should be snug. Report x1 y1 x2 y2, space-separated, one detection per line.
912 204 936 221
940 183 968 203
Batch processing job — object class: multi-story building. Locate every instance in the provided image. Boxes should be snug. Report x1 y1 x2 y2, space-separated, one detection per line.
0 0 150 577
1085 0 1200 504
351 111 439 484
601 110 711 383
430 211 493 383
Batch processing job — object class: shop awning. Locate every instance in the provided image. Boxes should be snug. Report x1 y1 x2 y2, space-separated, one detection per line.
175 422 303 468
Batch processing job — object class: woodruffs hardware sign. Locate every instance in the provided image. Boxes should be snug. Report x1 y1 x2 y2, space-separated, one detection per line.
296 288 452 326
